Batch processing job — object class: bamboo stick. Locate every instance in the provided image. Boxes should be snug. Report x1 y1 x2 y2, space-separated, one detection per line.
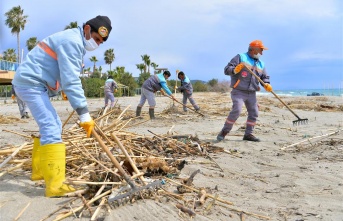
281 129 342 150
53 189 112 221
14 201 31 221
2 129 31 138
62 110 75 129
0 142 28 169
90 197 106 221
111 132 146 185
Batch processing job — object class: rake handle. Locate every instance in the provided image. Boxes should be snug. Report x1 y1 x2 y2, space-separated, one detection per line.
164 94 205 117
243 65 301 120
91 129 136 189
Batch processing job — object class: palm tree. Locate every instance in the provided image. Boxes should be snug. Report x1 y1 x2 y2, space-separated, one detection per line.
89 56 98 73
26 37 38 51
141 54 151 74
136 63 145 74
104 48 115 71
151 62 159 74
5 6 28 63
3 48 17 62
64 21 78 30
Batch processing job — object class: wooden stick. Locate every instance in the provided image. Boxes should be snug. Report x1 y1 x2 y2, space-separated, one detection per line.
111 132 146 185
216 203 271 220
66 180 122 185
94 106 118 121
90 197 106 221
2 129 31 138
14 201 31 221
62 110 75 129
53 189 112 221
0 161 26 177
176 204 196 217
281 129 342 150
165 178 234 205
0 142 28 169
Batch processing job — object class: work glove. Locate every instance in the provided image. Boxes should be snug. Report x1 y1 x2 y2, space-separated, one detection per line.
264 83 273 92
79 113 95 138
11 94 15 100
61 91 68 100
233 63 244 74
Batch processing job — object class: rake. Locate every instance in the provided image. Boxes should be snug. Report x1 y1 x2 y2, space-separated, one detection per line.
161 91 205 117
244 64 308 125
91 128 163 206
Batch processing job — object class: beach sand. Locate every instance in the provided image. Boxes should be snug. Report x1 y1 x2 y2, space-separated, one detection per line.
0 92 342 221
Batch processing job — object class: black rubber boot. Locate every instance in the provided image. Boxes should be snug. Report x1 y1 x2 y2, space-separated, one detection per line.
136 106 142 117
149 108 155 119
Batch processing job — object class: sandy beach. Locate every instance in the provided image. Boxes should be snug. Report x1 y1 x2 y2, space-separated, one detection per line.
0 92 342 221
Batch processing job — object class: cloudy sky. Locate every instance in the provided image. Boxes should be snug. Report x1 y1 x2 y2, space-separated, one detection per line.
1 0 342 90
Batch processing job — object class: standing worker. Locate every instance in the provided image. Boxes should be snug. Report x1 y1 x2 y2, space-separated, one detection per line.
136 70 177 119
104 75 118 108
217 40 273 142
176 71 200 112
11 85 30 119
12 15 112 197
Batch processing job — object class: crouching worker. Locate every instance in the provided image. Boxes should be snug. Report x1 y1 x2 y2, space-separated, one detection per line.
176 71 200 112
11 15 112 197
136 70 177 119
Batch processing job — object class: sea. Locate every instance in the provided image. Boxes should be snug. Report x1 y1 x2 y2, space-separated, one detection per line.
257 88 343 97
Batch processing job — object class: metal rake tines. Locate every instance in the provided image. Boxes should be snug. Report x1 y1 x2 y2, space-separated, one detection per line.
293 118 309 126
108 179 164 203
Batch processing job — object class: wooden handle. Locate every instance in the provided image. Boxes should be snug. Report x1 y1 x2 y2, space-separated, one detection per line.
164 94 205 117
91 129 136 189
243 64 301 119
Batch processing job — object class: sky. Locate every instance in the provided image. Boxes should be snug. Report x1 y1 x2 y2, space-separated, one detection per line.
1 0 342 90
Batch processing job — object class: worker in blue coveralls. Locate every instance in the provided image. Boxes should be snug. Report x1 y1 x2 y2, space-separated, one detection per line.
217 40 273 142
104 75 118 108
176 71 200 112
12 15 112 197
136 70 177 119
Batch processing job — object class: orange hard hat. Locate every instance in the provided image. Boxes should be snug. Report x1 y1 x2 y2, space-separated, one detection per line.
249 40 268 50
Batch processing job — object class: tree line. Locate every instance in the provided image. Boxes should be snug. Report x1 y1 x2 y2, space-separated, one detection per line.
1 5 230 98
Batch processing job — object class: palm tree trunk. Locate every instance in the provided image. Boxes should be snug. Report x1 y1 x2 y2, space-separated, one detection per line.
17 33 20 63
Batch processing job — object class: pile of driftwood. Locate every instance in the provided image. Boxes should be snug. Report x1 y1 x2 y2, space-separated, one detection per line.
0 105 271 220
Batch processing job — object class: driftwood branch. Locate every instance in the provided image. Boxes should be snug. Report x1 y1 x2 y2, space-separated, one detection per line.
281 129 342 150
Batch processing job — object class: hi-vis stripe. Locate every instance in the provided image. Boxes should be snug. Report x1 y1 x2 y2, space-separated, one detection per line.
225 118 235 124
246 121 256 126
37 42 60 91
38 42 57 60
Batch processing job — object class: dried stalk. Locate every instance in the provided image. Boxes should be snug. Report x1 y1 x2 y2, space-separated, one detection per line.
165 178 234 205
14 201 31 221
53 189 112 221
0 142 28 169
281 128 342 150
2 129 31 138
90 197 106 221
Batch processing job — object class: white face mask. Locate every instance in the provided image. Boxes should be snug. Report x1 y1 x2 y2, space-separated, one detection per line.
253 53 262 59
85 30 99 51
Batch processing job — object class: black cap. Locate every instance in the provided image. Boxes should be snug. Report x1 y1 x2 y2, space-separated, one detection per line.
177 71 184 79
163 70 171 77
86 15 112 41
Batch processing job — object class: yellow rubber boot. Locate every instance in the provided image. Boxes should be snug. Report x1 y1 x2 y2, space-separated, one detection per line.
40 143 75 197
31 137 44 181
